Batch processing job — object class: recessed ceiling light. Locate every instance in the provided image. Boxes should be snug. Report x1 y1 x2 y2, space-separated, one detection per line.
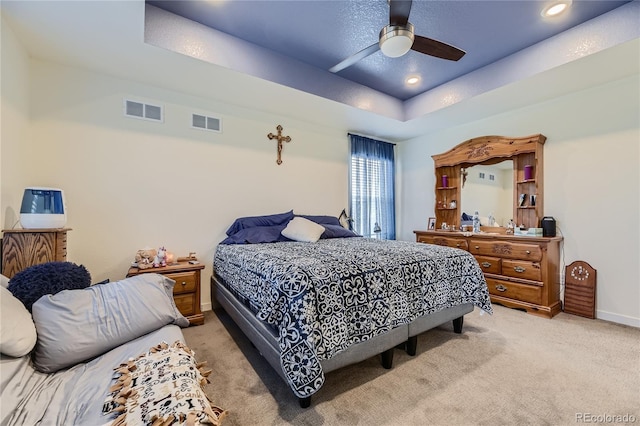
541 0 572 18
406 76 420 85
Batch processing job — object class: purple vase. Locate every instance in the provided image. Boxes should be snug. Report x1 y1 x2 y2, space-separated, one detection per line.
524 165 533 180
441 175 448 188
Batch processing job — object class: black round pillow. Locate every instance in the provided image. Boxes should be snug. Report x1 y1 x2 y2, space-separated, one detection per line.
8 261 91 312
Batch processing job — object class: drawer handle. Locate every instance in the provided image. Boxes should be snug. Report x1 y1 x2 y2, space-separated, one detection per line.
181 281 187 286
456 243 461 247
514 266 526 273
474 245 479 250
481 262 492 268
525 250 531 255
495 284 507 292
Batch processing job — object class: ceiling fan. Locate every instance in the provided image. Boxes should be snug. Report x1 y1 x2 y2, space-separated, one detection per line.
329 0 466 73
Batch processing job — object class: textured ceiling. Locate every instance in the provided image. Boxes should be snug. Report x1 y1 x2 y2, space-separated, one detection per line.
147 0 630 101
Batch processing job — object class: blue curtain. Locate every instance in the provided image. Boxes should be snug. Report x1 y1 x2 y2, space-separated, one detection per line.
349 134 396 240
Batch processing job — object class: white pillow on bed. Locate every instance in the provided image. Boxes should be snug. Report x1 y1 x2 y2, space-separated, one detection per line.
0 285 37 357
281 217 325 242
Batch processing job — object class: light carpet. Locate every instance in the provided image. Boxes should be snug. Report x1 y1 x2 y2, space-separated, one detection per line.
183 305 639 425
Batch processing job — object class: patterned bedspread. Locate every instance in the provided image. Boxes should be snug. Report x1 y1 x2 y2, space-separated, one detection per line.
214 238 492 398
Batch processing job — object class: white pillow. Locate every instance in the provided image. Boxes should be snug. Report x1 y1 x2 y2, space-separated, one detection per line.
0 285 37 357
281 217 325 242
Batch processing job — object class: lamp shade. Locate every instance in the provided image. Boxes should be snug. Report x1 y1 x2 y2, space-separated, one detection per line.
20 187 67 229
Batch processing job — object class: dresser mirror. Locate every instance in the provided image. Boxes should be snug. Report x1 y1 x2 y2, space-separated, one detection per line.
432 134 545 230
460 160 513 227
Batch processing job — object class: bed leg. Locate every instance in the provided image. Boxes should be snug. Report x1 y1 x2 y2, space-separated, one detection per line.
381 348 394 369
453 316 464 334
406 336 417 356
299 396 311 408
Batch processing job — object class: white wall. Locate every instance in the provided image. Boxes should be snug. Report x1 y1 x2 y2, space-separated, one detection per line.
1 12 32 229
398 74 640 326
2 52 350 310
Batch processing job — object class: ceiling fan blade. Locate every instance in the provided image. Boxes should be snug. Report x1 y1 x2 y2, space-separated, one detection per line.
389 0 412 26
329 43 380 73
412 35 466 61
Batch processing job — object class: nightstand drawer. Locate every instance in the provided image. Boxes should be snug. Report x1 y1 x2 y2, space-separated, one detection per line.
487 277 542 305
174 293 196 316
166 271 197 294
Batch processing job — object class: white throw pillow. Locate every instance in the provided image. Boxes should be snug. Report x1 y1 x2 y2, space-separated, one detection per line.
281 217 325 242
0 285 37 357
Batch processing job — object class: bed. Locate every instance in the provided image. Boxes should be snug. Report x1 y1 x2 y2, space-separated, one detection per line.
212 212 492 407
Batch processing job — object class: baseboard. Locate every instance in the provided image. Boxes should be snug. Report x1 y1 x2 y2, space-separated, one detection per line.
596 310 640 328
201 302 213 312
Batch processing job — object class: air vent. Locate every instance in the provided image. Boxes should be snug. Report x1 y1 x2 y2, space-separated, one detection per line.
192 113 222 133
124 99 163 122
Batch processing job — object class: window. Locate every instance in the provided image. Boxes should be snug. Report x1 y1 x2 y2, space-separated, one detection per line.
349 134 395 240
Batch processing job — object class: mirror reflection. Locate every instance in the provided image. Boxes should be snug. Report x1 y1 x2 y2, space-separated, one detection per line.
461 160 513 227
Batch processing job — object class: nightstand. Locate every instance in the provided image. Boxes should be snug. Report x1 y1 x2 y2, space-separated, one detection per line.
126 262 205 325
1 228 71 279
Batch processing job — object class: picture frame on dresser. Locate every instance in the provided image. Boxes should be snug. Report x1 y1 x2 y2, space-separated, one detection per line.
428 217 436 230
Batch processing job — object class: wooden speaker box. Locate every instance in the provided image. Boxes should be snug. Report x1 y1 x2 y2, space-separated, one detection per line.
563 261 596 319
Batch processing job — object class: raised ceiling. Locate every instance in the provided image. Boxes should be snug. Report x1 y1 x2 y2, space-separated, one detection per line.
147 0 630 101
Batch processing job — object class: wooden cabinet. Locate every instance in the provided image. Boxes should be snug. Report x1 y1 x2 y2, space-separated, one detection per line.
415 230 562 318
1 228 70 279
431 134 546 230
127 262 205 325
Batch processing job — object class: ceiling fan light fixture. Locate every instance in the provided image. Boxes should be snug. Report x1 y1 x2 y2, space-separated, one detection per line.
379 24 415 58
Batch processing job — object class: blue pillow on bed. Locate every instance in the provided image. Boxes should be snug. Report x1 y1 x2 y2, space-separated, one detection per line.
221 225 292 244
296 214 341 227
320 224 361 239
225 210 294 236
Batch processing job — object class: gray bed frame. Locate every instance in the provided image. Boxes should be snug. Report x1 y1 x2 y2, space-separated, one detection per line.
211 274 473 407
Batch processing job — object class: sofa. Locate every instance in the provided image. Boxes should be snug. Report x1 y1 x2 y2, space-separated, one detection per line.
0 269 225 426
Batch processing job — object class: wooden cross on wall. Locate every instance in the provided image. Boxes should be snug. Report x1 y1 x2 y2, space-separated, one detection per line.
267 125 292 165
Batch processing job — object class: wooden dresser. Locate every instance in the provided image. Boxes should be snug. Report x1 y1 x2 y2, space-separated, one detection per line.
127 262 205 325
1 228 70 279
415 230 563 318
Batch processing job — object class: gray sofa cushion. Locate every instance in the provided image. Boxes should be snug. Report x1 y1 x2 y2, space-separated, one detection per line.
31 274 189 373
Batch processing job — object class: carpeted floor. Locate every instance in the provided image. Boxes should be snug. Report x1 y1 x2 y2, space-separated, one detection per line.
182 305 640 425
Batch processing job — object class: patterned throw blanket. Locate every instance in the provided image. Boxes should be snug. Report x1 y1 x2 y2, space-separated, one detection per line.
214 238 492 398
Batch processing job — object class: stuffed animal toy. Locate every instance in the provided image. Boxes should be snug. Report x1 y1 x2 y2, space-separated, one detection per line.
135 248 157 270
153 246 167 268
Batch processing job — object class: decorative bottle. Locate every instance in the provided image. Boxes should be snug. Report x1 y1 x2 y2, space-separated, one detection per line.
472 211 480 233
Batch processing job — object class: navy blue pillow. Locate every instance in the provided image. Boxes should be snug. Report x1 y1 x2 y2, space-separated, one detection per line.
296 214 341 227
225 210 294 236
7 261 91 312
221 225 292 245
320 224 361 239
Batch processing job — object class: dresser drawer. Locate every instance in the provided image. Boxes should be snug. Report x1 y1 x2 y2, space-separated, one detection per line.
418 235 468 251
474 255 501 274
502 259 542 281
166 271 197 294
174 293 196 316
469 240 542 261
486 277 542 305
